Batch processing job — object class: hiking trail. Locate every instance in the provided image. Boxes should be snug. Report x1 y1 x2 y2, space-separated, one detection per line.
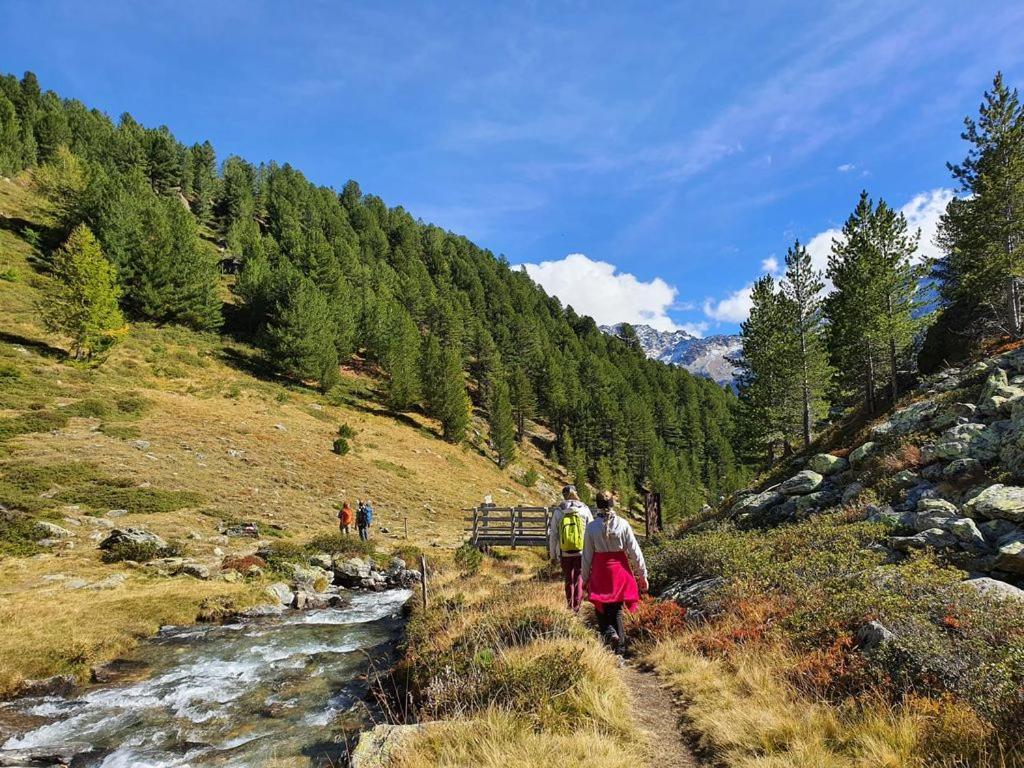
620 661 698 768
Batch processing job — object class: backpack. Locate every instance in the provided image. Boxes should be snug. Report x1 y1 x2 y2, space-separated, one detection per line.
558 507 585 553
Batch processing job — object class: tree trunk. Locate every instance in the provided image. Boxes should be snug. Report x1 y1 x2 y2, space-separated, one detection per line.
799 324 812 448
887 293 899 405
866 355 876 415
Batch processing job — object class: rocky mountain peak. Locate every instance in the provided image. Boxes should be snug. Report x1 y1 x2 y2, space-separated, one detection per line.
600 322 742 387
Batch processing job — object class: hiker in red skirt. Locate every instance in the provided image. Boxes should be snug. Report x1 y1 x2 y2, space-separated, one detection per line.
582 489 648 655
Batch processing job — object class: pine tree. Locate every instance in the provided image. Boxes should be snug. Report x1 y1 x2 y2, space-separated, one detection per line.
263 261 339 391
39 224 125 359
487 377 517 467
189 141 217 222
383 307 421 411
936 72 1024 338
145 128 182 195
779 240 831 447
0 93 21 175
423 333 470 442
508 366 534 441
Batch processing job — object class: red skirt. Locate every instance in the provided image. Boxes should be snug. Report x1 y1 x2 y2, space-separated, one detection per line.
587 551 640 613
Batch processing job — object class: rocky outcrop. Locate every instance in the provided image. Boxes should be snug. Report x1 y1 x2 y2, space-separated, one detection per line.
807 453 848 476
964 576 1024 603
98 528 167 550
778 470 824 496
849 442 878 467
963 484 1024 522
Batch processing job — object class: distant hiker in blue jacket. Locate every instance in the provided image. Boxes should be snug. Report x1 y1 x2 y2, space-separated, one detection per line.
357 499 374 541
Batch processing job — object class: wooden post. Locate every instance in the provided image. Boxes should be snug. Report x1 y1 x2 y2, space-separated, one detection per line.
471 507 479 546
404 515 408 540
419 555 428 611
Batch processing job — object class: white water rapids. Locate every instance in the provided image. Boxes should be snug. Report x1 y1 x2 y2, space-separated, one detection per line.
0 589 411 767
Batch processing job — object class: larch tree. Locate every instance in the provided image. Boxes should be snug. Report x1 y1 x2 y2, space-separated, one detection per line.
39 224 126 360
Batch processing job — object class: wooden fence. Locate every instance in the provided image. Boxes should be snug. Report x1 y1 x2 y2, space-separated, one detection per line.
464 505 551 549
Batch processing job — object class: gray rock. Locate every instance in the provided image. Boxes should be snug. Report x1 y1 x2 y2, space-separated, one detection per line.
334 557 373 587
99 528 167 550
891 470 920 490
980 367 1010 401
856 620 896 651
291 563 331 591
778 470 824 496
850 442 878 467
793 490 836 514
889 527 958 552
265 582 293 605
978 519 1020 543
729 490 782 517
87 573 127 590
963 576 1024 603
806 453 848 476
841 482 866 504
943 458 982 477
923 423 1002 464
931 402 977 431
17 674 77 697
963 484 1024 522
131 439 151 450
871 400 938 438
866 504 902 525
34 521 72 538
309 552 333 570
946 517 989 551
351 724 425 768
994 532 1024 573
180 562 210 580
917 497 959 516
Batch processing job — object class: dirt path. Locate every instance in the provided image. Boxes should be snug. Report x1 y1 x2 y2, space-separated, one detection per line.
620 661 699 768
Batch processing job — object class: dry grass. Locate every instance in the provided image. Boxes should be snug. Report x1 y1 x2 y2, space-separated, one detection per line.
0 174 564 695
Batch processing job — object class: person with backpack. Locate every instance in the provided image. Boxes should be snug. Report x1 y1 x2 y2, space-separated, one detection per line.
549 485 593 613
357 499 374 541
338 500 354 536
582 490 648 655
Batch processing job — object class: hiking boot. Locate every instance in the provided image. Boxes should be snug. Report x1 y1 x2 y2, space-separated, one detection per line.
602 627 620 647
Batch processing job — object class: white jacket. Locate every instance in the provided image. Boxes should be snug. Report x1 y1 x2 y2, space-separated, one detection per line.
548 499 594 560
581 512 647 584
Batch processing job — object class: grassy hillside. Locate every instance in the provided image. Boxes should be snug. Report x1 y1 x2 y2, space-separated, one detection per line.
0 174 559 697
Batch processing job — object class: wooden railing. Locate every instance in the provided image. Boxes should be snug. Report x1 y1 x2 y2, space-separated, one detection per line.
463 505 552 549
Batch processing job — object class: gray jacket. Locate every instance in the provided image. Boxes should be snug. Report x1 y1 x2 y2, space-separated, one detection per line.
548 499 593 560
581 512 647 584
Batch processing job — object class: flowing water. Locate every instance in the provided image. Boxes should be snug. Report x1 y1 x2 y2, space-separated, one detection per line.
0 589 411 767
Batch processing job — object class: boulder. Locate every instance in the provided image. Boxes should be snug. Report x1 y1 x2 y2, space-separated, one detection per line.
889 528 958 552
265 582 293 605
351 724 425 768
841 482 866 504
309 552 333 571
866 504 903 526
99 528 167 551
793 490 836 514
943 458 982 477
17 674 77 697
962 484 1024 522
979 367 1010 401
871 400 938 438
994 532 1024 574
963 576 1024 603
917 497 959 516
729 490 782 517
778 470 824 496
945 517 989 551
807 453 848 476
931 402 977 431
180 562 210 580
855 620 896 651
978 519 1020 544
87 573 127 590
334 557 373 587
849 442 878 467
291 564 331 592
923 423 1001 464
891 470 920 490
34 521 72 538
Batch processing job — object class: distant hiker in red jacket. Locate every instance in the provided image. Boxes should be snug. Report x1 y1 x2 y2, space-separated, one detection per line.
582 490 648 654
338 501 354 536
549 485 593 613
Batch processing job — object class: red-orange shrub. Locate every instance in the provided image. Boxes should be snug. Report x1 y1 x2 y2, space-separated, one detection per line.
626 598 688 645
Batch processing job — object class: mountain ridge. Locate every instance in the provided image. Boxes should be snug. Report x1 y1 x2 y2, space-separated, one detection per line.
600 322 742 387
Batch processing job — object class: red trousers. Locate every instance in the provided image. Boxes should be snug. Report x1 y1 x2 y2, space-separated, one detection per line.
561 554 583 613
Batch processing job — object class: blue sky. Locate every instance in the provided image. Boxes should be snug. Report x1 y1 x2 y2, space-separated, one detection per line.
3 1 1023 335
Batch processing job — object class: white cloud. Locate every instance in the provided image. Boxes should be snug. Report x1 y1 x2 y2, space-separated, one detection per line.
703 285 754 324
519 253 684 332
837 163 856 173
900 188 954 263
700 188 955 325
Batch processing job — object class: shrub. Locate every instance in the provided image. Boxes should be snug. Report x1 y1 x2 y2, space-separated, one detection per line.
221 554 267 574
303 533 375 559
454 542 483 574
0 362 21 381
101 539 182 563
0 409 69 440
626 597 688 646
55 481 201 515
338 423 356 440
519 468 539 487
332 437 350 455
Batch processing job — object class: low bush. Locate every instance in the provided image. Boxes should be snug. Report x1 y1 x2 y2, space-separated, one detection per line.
0 409 69 440
101 539 183 563
454 542 483 574
519 468 539 488
55 480 201 515
626 597 688 647
303 532 376 559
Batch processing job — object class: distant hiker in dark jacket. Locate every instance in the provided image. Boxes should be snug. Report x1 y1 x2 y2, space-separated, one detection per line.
582 490 648 654
338 501 354 536
549 485 593 613
357 499 374 541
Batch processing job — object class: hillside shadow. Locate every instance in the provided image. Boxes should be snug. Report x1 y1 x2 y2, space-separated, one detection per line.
0 330 65 359
0 214 63 257
217 346 280 384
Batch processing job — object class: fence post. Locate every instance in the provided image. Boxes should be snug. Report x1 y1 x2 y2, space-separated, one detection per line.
419 555 428 611
404 514 409 540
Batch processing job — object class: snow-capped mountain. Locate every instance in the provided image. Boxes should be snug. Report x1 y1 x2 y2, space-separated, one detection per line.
600 323 743 387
